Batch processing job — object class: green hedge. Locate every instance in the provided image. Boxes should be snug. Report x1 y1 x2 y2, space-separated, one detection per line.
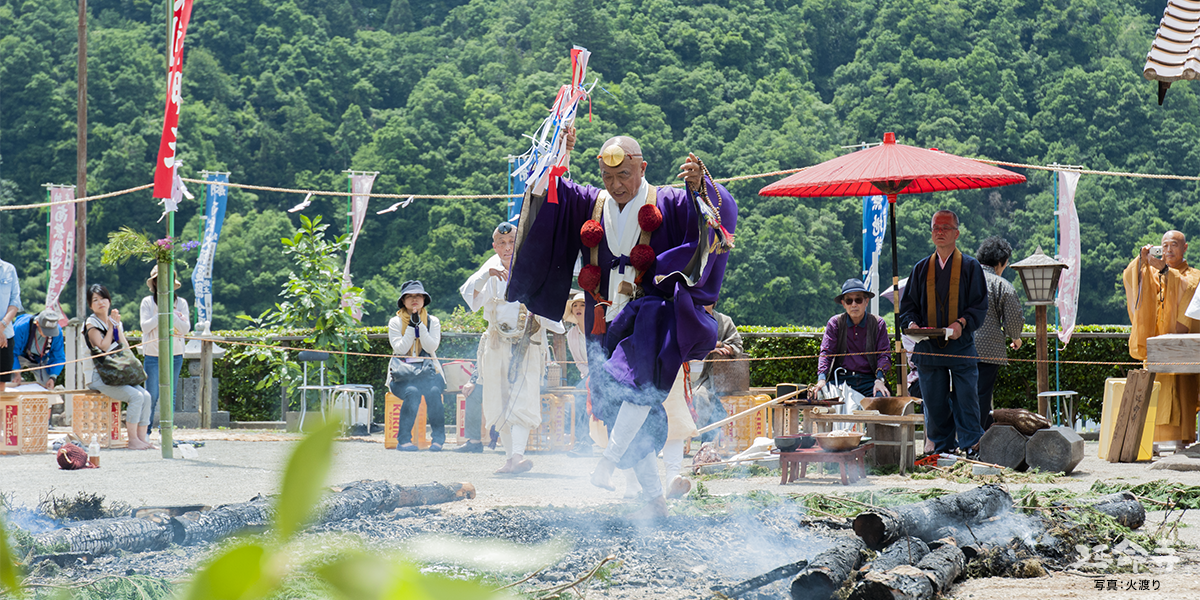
207 324 1135 425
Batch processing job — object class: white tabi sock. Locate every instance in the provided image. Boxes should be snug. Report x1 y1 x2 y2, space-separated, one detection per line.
509 424 530 456
602 402 651 464
632 452 663 500
623 468 641 497
663 439 684 480
499 426 512 457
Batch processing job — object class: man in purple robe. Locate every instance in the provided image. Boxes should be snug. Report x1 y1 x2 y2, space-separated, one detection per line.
507 132 737 518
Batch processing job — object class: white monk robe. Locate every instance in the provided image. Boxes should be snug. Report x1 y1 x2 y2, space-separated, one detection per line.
461 255 564 456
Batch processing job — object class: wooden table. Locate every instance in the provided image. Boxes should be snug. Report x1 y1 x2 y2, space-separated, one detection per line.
771 400 842 437
807 414 925 474
778 443 874 485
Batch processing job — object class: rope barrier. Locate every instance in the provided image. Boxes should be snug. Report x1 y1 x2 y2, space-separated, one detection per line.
970 158 1200 181
0 184 153 211
174 335 1181 369
0 340 148 378
17 152 1197 215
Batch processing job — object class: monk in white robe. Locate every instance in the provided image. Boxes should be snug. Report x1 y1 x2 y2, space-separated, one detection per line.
461 222 564 473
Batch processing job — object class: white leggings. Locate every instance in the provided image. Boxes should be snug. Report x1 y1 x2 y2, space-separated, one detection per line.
499 423 530 457
663 439 685 479
603 402 650 464
90 373 153 426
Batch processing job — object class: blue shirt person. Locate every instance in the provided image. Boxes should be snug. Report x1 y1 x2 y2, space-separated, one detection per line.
10 309 66 389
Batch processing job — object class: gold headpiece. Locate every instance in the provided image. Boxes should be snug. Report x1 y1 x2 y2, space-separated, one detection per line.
598 145 641 167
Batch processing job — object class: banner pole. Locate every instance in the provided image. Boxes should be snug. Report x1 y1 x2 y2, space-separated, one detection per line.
343 174 352 382
1052 169 1060 393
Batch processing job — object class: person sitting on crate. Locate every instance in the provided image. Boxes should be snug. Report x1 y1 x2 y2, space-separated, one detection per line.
387 280 447 452
10 308 65 390
810 278 892 402
460 221 564 474
84 284 155 450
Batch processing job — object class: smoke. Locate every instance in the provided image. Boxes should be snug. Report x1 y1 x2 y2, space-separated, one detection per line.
933 507 1044 549
1 503 61 535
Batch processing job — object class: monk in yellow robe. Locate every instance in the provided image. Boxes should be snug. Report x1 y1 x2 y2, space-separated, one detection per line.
1122 230 1200 448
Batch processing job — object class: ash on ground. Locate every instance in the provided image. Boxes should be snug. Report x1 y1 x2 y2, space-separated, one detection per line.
32 501 839 599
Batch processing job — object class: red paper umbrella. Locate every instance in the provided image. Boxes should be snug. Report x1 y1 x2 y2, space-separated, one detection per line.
759 132 1026 344
760 132 1025 198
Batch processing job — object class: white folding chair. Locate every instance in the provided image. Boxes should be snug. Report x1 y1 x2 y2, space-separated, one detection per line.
296 351 339 431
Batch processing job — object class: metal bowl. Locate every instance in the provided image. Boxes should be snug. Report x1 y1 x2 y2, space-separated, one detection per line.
813 432 863 452
775 435 816 452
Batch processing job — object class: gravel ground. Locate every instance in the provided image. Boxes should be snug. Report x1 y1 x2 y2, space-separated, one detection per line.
4 431 1200 598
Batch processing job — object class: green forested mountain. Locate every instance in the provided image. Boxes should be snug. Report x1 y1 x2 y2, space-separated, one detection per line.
2 0 1197 329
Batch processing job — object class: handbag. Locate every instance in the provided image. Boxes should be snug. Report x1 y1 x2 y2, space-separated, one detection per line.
389 355 444 389
91 345 148 387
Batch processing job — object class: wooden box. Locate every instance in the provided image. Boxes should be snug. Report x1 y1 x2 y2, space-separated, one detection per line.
1146 334 1200 373
718 394 773 453
383 392 429 450
526 393 576 452
1 393 51 455
71 393 128 449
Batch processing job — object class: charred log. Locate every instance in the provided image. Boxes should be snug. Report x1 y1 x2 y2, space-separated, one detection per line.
172 497 274 546
33 513 174 556
868 537 930 573
36 480 476 556
711 559 808 599
790 537 866 600
852 485 1013 550
1087 492 1145 529
962 543 1019 578
848 540 965 600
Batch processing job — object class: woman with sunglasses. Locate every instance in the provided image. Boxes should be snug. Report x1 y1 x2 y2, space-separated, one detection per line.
809 278 892 399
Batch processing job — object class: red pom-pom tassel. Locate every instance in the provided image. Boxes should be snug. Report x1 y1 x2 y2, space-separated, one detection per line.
578 264 602 293
629 243 656 271
637 204 662 233
580 219 604 248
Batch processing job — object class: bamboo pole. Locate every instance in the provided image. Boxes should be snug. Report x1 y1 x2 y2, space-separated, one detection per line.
695 389 804 435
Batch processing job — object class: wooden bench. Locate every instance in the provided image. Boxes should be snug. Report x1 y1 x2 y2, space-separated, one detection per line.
778 443 874 485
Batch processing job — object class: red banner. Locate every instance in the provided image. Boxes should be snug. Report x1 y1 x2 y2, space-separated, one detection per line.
152 0 195 199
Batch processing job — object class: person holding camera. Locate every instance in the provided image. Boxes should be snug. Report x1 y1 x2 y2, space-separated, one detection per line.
1122 230 1200 449
387 280 446 452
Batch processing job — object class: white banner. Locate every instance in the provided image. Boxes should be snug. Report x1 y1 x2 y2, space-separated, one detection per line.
46 187 76 321
342 173 376 321
1056 171 1081 344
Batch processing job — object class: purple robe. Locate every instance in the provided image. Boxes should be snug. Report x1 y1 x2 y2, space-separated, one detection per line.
508 176 737 466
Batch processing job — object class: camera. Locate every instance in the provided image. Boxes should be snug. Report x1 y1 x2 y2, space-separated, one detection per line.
1151 245 1164 259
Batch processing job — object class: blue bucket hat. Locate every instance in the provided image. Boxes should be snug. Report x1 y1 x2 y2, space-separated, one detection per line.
397 280 432 309
834 278 874 303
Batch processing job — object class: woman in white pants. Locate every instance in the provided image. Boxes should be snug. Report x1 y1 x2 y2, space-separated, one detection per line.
85 284 154 450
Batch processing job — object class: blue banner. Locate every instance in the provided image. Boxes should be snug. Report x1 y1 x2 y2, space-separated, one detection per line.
192 173 228 326
862 195 888 299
